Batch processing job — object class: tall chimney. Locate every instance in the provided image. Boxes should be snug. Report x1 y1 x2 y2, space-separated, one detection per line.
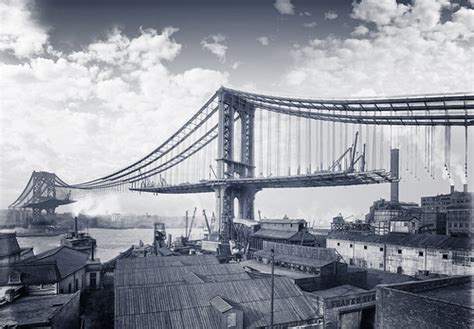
450 185 455 194
463 184 468 193
390 149 399 203
74 216 78 235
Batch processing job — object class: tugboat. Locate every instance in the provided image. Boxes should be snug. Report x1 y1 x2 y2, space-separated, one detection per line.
60 217 96 256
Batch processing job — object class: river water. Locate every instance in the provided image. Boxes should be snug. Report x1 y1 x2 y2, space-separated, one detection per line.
11 227 205 262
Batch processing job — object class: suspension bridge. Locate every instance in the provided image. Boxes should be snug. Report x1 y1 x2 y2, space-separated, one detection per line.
9 87 474 242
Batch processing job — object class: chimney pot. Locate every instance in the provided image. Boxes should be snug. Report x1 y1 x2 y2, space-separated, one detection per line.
450 185 455 194
463 184 468 193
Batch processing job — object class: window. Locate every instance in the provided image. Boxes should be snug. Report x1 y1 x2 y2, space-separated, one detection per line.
337 242 340 246
68 283 71 293
350 244 353 248
398 249 402 254
419 251 424 257
349 258 354 265
379 263 384 268
364 245 367 250
442 254 448 259
380 247 384 252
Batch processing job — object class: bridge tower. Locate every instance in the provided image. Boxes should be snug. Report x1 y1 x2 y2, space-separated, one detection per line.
30 171 57 223
215 89 258 242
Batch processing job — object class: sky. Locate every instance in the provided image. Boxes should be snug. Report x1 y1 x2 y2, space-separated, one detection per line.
0 0 473 226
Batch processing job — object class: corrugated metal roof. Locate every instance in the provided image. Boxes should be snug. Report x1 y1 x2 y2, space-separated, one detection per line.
115 263 251 287
115 277 320 329
24 246 89 278
260 219 306 224
254 250 334 268
116 255 219 271
328 232 472 250
253 229 316 242
210 296 233 313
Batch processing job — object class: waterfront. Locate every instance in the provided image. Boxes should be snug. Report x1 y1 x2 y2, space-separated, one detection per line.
9 227 205 262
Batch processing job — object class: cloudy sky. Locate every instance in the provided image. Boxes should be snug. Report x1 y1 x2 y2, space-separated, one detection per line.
0 0 473 225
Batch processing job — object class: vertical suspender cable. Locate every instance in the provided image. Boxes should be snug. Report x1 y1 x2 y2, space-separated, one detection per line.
259 109 263 176
277 112 281 176
320 117 323 170
332 121 336 170
288 115 292 175
297 111 301 174
307 113 311 173
267 110 272 176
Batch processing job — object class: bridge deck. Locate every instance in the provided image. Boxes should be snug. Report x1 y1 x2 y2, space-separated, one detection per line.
131 170 394 194
23 198 76 209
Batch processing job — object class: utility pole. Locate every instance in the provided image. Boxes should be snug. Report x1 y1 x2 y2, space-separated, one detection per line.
270 248 275 328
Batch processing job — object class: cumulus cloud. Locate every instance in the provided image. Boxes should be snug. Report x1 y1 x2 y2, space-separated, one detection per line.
0 1 228 208
303 22 318 28
284 0 474 97
0 0 49 57
257 36 270 46
274 0 295 15
201 34 227 62
324 11 338 20
231 61 242 70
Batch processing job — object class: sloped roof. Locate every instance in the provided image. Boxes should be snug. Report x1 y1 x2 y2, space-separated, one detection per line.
210 296 234 313
0 292 79 327
254 250 334 268
115 277 320 329
252 229 316 242
115 263 251 287
0 262 61 285
116 255 219 271
24 246 89 278
260 218 306 224
328 232 471 250
0 233 21 258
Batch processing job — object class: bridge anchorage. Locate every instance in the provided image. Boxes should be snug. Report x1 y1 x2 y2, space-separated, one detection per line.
10 87 474 244
9 171 75 224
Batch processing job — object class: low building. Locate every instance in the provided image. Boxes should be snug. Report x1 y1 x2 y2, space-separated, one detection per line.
306 284 376 329
0 291 80 328
250 218 317 251
389 215 420 234
376 275 473 329
366 199 422 235
0 233 33 265
0 246 102 294
327 232 473 276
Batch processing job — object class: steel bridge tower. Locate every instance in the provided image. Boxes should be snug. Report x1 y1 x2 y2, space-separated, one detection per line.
31 171 57 222
215 89 257 242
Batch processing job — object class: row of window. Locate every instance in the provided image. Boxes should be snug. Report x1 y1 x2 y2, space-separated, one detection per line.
335 242 453 259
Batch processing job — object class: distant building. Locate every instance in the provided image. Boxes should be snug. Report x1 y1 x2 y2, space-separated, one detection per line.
376 275 473 329
389 215 420 234
0 291 80 328
0 233 33 265
249 218 317 251
366 200 422 235
421 185 473 236
0 246 101 295
327 232 473 276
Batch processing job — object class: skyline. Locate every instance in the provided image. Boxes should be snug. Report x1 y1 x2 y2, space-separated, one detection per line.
1 0 473 225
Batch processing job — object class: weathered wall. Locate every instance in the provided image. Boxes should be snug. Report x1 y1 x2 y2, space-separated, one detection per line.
376 278 473 329
58 268 85 294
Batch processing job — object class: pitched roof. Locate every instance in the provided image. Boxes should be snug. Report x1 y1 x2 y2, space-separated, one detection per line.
328 232 472 250
0 292 79 327
116 255 219 271
0 233 21 258
115 277 320 329
252 229 316 241
114 263 251 287
254 250 334 268
0 263 61 285
210 296 234 313
260 218 306 224
24 246 89 278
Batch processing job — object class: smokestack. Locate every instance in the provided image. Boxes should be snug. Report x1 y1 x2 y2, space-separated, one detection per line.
463 184 468 193
450 185 455 194
74 216 78 235
390 149 399 203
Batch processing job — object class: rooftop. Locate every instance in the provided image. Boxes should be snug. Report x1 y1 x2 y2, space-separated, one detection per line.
115 276 320 328
253 228 315 241
312 284 368 299
0 292 79 327
116 255 220 271
115 263 251 287
240 259 318 279
254 249 335 268
0 262 61 286
260 218 306 224
0 233 21 258
328 232 471 250
24 246 90 278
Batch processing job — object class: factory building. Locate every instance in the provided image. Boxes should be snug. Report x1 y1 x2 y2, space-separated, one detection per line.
327 232 472 276
376 275 473 329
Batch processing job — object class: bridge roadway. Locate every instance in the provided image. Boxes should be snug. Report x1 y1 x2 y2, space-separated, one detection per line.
130 170 394 194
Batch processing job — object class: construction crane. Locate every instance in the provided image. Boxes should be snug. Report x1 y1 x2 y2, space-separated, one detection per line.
187 207 197 239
